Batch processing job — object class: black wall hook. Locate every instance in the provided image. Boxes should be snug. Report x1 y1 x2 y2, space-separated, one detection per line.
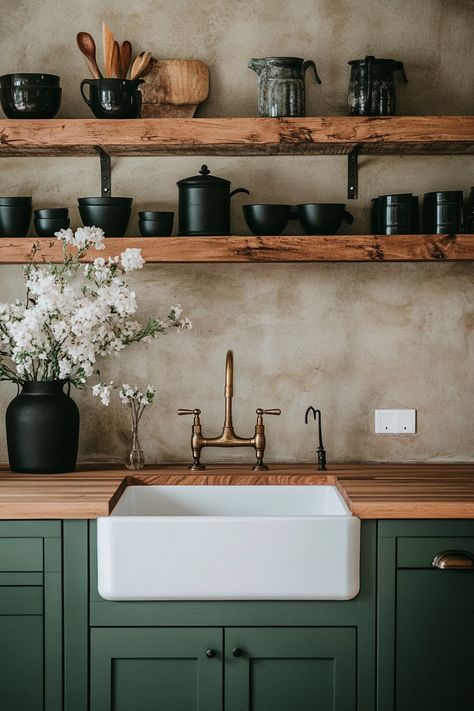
304 406 327 471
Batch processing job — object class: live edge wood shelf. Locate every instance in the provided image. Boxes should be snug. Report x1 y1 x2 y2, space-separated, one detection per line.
0 116 472 155
0 235 473 264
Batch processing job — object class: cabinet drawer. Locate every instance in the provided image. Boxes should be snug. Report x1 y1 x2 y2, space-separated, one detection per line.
0 586 43 614
397 537 474 568
0 538 43 572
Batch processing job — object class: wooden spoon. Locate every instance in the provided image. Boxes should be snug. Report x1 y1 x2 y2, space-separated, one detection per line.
130 51 152 81
112 41 120 78
120 41 132 79
102 22 115 78
76 32 102 79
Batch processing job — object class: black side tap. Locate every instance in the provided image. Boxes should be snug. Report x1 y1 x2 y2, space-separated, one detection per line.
304 406 327 471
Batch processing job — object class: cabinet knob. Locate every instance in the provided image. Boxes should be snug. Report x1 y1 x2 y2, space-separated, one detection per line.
206 649 216 658
232 647 243 657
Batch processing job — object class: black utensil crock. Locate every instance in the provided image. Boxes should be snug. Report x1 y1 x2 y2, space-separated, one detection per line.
6 381 79 473
0 204 32 237
297 203 354 235
80 78 143 119
243 204 294 235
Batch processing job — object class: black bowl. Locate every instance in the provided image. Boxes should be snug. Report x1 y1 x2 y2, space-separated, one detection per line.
296 203 354 235
34 208 69 218
78 204 131 237
0 204 32 237
34 217 70 237
0 196 32 206
78 197 133 207
139 219 173 237
243 204 294 235
139 211 174 221
0 85 62 119
0 73 60 88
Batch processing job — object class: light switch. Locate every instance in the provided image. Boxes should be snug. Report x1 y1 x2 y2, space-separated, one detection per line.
375 409 416 434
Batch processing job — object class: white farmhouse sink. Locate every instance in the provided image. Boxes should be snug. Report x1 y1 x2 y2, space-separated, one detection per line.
97 485 360 601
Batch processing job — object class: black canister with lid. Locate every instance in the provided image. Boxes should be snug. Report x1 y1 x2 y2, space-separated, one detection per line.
177 165 249 236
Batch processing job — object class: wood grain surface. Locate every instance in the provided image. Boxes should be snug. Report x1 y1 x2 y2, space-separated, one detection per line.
0 463 474 519
0 116 472 156
0 235 472 264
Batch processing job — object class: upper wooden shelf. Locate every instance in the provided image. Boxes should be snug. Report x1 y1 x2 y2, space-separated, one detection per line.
1 235 472 263
0 116 472 157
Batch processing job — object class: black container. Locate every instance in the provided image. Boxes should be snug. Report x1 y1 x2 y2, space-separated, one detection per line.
464 187 474 233
80 78 143 119
35 208 69 219
78 197 132 237
0 204 32 237
423 191 463 234
0 85 62 119
35 217 70 236
0 73 60 88
373 194 419 235
6 381 79 473
348 56 407 116
243 204 294 235
177 165 249 236
296 203 354 235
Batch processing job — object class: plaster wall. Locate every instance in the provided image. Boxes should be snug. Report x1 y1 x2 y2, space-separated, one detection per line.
0 0 472 464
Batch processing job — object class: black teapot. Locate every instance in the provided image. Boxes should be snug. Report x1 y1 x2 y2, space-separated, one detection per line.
348 56 407 116
177 165 249 236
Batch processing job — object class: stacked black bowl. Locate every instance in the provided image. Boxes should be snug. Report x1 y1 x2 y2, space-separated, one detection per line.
138 211 174 236
78 197 132 237
0 197 32 237
34 208 70 236
0 74 62 119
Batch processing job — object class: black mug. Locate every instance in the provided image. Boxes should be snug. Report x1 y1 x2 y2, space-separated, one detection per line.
423 191 463 234
80 78 143 119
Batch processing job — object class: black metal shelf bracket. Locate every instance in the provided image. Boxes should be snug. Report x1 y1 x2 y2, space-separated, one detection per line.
95 145 111 198
347 147 360 200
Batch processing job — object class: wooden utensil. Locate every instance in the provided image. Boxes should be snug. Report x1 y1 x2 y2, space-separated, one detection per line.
141 59 209 118
76 32 102 79
102 22 115 78
112 41 120 78
130 51 152 81
120 41 132 79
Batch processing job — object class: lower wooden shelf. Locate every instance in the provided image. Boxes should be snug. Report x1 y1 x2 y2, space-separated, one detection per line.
0 234 472 263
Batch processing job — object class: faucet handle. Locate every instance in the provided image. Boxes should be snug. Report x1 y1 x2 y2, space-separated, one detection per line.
177 408 201 416
256 408 281 416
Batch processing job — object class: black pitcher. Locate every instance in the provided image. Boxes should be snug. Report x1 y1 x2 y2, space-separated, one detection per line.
348 56 407 116
177 165 249 236
6 381 79 473
80 78 143 119
248 57 321 117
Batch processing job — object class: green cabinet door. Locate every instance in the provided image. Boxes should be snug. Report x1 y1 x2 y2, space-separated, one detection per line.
0 615 43 711
396 568 474 711
225 627 357 711
90 627 223 711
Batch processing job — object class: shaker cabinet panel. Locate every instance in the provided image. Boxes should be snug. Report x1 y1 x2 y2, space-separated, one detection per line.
396 569 474 711
225 627 357 711
0 615 43 711
90 627 223 711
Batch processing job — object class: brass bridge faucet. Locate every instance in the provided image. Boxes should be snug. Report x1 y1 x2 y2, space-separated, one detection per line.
178 350 281 471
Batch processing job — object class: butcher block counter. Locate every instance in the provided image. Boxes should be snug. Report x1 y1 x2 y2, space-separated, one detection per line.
1 462 474 519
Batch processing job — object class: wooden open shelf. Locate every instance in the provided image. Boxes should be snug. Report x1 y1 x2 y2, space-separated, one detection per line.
1 235 472 263
0 117 472 156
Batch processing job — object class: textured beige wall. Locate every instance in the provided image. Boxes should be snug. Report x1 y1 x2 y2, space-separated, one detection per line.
0 0 473 465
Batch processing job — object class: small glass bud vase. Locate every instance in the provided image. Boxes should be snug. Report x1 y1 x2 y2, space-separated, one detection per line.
125 427 145 470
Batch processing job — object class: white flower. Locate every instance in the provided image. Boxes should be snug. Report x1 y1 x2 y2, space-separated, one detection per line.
120 248 145 272
92 382 113 406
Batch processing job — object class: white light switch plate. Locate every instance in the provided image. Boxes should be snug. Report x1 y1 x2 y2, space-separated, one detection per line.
375 409 416 434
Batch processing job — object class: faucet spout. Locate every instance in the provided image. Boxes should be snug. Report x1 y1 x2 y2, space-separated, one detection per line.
224 350 234 430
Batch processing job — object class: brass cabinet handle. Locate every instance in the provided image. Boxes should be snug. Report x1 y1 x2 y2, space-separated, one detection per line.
432 550 474 570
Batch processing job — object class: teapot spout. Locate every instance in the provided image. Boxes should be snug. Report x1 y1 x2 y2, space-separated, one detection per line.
248 58 264 73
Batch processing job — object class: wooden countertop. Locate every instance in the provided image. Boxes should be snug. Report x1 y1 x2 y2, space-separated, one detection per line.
1 463 474 519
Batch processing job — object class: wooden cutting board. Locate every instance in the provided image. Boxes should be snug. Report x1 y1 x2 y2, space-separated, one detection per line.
141 59 209 117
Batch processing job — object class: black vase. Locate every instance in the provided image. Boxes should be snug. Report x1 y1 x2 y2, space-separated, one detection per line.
6 381 80 473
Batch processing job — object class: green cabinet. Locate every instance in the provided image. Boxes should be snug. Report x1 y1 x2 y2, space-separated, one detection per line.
90 626 356 711
378 521 474 711
0 521 62 711
225 627 356 711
